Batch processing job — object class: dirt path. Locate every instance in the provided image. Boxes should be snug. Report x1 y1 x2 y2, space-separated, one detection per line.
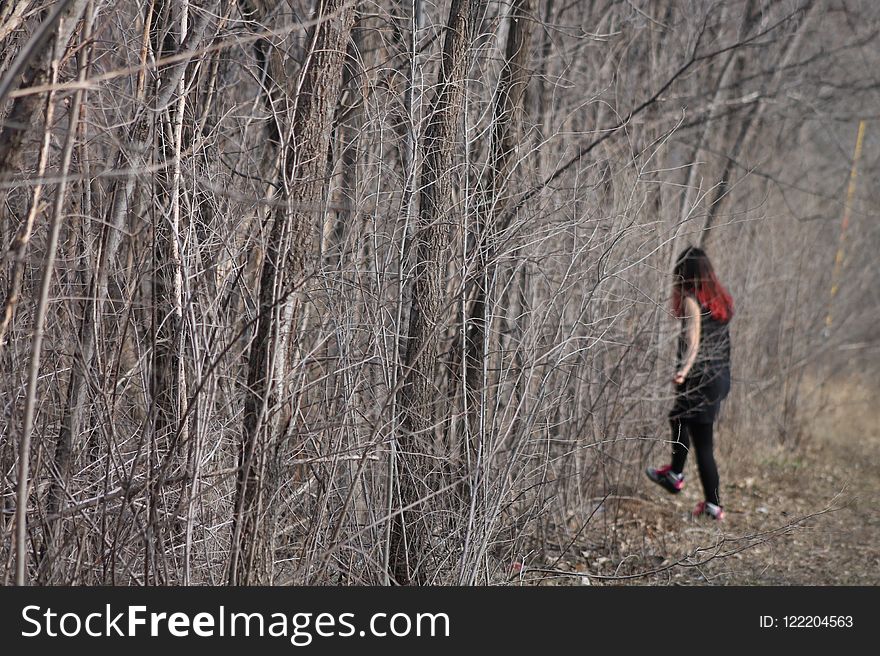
515 374 880 585
709 375 880 585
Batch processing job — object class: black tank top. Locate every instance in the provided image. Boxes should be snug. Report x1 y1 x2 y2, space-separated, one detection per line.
677 297 731 375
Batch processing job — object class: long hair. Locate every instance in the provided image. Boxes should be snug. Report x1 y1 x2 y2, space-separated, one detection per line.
671 246 734 323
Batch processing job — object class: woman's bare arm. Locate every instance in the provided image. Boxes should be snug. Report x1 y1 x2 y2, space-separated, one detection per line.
674 295 701 384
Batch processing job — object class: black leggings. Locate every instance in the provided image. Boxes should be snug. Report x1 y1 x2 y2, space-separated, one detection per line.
670 418 721 506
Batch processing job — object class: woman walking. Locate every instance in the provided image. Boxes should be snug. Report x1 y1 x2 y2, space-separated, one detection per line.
646 246 733 519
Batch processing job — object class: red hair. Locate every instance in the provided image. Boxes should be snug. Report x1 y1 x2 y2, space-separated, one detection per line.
671 246 734 323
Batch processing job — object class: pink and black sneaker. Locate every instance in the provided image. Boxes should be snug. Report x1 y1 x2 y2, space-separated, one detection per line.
693 501 725 520
645 464 684 494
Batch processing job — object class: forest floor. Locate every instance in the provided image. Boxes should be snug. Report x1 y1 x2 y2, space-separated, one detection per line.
513 371 880 586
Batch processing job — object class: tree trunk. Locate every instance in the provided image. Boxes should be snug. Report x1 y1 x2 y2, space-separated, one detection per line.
144 0 189 586
229 0 355 586
464 0 533 462
390 0 486 586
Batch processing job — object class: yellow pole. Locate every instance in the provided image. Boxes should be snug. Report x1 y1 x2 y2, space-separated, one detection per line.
825 120 866 332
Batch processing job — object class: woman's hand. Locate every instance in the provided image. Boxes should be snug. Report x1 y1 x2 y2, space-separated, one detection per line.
673 370 687 385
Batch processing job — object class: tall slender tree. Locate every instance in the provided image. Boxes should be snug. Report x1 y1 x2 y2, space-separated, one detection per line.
229 0 356 585
391 0 487 586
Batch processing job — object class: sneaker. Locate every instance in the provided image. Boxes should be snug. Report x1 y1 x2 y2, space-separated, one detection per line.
693 501 725 520
645 464 684 494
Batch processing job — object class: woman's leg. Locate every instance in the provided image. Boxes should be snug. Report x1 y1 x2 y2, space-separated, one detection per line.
687 420 721 506
670 417 689 475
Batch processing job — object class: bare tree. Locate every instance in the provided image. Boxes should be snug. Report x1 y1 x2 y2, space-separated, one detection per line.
229 0 355 585
391 0 488 585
